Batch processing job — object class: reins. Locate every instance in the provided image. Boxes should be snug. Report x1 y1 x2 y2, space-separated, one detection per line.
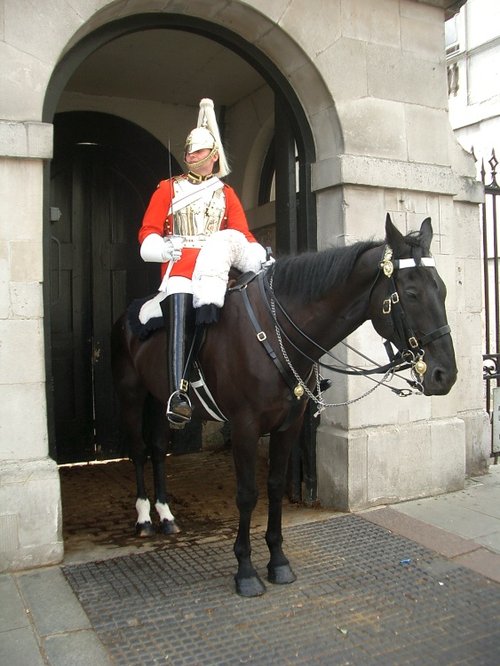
262 267 409 378
249 242 452 412
260 269 413 411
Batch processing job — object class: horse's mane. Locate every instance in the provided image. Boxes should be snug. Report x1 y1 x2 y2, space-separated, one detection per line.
271 229 425 302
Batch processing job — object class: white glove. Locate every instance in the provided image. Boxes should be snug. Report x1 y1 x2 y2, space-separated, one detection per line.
140 234 184 263
261 256 275 269
167 236 184 261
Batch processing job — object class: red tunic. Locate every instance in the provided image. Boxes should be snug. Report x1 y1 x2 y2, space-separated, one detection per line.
138 176 257 279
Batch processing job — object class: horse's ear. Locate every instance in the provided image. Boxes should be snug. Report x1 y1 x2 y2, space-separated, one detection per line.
420 217 433 252
385 213 405 252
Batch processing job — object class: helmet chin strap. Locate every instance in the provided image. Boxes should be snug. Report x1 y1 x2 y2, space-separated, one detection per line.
184 145 218 171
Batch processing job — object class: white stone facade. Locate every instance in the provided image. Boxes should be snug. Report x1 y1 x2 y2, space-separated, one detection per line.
445 0 500 391
446 0 500 162
0 0 489 571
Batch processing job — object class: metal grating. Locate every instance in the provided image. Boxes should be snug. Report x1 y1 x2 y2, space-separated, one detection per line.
63 515 500 665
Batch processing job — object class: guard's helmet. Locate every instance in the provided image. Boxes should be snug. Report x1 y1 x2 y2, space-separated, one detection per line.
184 98 230 177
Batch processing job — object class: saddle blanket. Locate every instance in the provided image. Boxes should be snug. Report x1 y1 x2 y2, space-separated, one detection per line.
127 296 163 340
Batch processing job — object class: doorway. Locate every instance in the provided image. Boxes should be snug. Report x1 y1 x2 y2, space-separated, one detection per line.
48 111 179 463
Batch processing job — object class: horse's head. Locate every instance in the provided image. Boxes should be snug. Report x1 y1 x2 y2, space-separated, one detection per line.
370 214 457 395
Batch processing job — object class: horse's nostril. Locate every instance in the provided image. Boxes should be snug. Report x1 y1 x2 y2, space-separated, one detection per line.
429 365 457 394
433 368 444 385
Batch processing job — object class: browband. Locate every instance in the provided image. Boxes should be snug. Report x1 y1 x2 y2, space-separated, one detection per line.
395 257 435 269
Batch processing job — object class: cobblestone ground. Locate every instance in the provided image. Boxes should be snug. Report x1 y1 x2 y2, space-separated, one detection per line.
60 447 334 563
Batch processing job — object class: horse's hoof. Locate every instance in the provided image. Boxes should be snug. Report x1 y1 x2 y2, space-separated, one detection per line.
135 521 155 538
235 575 266 597
159 519 180 535
268 564 297 585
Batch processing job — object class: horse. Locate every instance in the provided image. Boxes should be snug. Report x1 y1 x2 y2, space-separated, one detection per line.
111 214 457 597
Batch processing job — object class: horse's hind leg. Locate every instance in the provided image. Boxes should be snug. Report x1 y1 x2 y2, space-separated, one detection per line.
114 371 155 536
232 425 266 597
147 396 180 535
266 429 297 585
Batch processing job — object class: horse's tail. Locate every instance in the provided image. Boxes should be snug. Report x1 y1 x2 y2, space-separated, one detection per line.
111 312 134 384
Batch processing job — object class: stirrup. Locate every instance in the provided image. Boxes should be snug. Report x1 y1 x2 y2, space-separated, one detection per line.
166 391 192 429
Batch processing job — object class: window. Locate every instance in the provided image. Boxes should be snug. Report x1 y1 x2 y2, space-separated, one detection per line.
445 16 460 56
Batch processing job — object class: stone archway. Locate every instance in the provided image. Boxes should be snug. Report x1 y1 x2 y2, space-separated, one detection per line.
41 5 339 501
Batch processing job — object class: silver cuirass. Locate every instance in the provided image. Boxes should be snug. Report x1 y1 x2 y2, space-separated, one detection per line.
172 179 226 237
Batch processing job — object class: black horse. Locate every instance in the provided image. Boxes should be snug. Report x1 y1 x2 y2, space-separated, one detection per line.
111 215 457 596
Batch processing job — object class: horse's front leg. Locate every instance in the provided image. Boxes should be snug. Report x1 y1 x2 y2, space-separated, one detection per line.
148 396 180 535
133 453 155 537
232 426 266 597
266 427 298 585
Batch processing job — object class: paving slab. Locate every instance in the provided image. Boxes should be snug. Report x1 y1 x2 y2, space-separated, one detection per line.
0 574 31 631
44 630 113 666
0 626 46 666
392 498 500 540
453 547 500 584
361 506 481 558
386 465 500 552
17 567 91 636
475 529 500 553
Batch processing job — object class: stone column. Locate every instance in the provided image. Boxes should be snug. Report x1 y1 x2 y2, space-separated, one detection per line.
0 120 63 571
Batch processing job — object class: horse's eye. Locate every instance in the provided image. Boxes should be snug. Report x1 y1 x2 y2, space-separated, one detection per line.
405 290 418 301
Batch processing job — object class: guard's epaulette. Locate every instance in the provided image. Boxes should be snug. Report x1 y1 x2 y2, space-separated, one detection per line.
157 175 185 188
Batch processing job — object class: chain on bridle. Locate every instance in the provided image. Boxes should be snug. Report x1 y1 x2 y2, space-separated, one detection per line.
262 244 451 414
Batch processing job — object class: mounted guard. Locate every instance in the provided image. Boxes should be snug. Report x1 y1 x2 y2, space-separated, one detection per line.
138 98 269 428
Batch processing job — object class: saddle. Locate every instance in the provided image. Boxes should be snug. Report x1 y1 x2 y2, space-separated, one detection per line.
126 271 260 422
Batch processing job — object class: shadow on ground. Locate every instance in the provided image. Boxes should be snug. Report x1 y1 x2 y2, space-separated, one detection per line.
60 447 336 564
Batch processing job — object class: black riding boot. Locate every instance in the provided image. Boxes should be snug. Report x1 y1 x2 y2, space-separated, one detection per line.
161 293 196 429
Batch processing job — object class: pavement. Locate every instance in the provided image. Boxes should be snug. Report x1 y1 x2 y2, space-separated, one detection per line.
1 463 499 665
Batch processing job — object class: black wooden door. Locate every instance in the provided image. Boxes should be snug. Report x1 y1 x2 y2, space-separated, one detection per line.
49 112 176 463
89 146 157 456
49 150 93 462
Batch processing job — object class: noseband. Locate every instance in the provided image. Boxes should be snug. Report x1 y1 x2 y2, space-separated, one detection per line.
378 245 451 387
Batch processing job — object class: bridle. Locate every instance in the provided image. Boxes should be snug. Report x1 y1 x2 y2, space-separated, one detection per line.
260 243 451 401
376 245 451 384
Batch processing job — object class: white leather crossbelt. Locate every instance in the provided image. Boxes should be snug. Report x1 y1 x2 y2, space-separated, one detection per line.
174 235 209 249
